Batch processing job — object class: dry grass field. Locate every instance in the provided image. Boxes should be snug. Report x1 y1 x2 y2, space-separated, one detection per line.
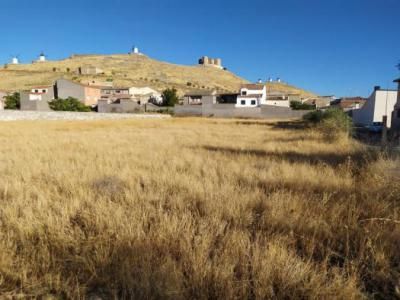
0 118 399 299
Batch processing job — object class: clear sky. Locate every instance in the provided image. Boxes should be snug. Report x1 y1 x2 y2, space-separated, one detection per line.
0 0 399 97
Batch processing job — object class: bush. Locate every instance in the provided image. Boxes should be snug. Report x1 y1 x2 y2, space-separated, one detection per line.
49 97 91 112
161 88 179 107
290 101 315 110
303 110 324 123
303 108 352 141
4 92 20 110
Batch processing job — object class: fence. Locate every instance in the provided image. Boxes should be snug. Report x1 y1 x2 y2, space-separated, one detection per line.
175 104 309 119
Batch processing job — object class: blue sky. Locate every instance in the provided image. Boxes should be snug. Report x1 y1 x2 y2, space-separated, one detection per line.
0 0 399 96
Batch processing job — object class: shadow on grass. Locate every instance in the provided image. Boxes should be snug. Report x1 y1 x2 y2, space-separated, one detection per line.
235 120 273 126
270 121 308 130
201 145 377 169
262 136 321 143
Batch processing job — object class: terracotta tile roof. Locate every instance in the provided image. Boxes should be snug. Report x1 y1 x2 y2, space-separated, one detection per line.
336 97 367 109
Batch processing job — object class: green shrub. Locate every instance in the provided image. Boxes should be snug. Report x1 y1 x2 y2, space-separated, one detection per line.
303 110 324 123
161 88 179 107
290 101 315 110
303 108 352 141
4 92 20 110
49 97 91 112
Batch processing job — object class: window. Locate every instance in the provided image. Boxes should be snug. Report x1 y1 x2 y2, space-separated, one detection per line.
397 109 400 118
251 100 256 105
35 89 39 93
241 91 247 96
42 89 46 93
241 100 246 105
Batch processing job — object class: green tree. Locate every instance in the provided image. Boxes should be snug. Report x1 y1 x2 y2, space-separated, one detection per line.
49 97 91 112
162 88 179 107
4 92 20 109
303 108 352 141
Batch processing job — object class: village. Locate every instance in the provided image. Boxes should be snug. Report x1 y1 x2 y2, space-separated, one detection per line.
0 49 400 143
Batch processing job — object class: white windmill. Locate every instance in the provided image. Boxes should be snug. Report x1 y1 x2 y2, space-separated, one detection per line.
38 52 46 62
11 55 19 64
131 45 140 55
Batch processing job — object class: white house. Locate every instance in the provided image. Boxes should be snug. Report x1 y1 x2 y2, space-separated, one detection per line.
236 84 266 107
129 87 162 104
352 87 398 128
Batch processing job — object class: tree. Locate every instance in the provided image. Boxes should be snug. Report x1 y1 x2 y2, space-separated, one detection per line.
162 88 179 107
290 100 315 110
4 92 20 109
49 97 91 112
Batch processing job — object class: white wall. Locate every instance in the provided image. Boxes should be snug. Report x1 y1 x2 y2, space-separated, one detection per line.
265 100 290 107
236 97 259 107
352 90 397 127
29 94 43 101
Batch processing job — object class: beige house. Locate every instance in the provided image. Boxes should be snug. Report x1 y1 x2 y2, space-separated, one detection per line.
303 96 334 108
184 90 217 105
20 86 54 111
55 78 103 106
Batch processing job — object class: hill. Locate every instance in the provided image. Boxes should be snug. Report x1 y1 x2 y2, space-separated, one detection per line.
0 54 316 97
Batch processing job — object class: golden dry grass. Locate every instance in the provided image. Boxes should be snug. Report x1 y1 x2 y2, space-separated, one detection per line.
0 118 398 299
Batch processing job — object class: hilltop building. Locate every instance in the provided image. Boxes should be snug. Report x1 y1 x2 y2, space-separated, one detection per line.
130 46 143 56
36 52 46 63
198 56 223 69
352 86 398 128
77 66 104 75
11 56 19 65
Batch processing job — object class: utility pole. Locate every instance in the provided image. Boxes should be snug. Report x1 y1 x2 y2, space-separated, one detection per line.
381 115 388 150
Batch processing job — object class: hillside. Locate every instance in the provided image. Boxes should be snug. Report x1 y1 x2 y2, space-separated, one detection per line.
0 54 316 97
